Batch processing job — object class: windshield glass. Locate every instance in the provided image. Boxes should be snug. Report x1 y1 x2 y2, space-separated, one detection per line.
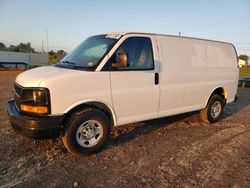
58 35 117 69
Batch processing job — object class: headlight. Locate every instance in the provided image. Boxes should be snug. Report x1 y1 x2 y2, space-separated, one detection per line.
33 90 47 104
20 88 50 115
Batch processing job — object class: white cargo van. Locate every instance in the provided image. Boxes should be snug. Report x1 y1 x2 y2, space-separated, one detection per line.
7 32 238 155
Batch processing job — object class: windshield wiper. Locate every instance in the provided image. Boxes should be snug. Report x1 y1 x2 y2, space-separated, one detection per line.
60 60 76 65
73 65 93 69
57 60 94 70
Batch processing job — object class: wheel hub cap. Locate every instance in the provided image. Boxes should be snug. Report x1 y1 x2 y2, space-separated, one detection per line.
211 101 222 118
76 120 104 148
82 126 95 139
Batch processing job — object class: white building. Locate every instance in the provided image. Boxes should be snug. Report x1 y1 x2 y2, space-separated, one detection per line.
0 51 48 68
238 59 247 68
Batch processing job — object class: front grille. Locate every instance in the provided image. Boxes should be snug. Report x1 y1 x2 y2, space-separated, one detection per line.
14 83 22 96
13 83 23 110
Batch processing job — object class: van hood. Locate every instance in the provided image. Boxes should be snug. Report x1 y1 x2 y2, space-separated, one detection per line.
15 66 87 87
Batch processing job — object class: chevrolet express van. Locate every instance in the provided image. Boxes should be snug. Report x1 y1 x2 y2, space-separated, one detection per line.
7 32 238 155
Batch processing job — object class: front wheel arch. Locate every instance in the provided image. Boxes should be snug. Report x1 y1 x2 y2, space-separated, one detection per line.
63 101 116 128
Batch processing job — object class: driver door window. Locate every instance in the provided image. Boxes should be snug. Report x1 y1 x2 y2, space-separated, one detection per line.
110 37 154 71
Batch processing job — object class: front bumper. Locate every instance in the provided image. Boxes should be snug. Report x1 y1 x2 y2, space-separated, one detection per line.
7 100 65 139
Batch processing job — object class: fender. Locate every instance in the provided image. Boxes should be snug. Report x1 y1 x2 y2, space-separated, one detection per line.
63 99 117 126
205 87 227 107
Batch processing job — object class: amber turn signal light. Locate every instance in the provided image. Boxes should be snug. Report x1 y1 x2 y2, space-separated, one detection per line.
20 104 48 114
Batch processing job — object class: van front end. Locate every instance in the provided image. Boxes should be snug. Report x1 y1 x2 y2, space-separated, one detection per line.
7 83 64 139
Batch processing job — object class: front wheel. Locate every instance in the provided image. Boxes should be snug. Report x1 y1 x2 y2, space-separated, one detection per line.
62 108 110 155
200 94 225 123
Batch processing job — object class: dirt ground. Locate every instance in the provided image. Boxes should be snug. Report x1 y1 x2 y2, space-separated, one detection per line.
0 71 249 188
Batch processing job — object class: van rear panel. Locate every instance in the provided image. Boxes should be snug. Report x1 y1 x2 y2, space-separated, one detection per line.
156 35 238 117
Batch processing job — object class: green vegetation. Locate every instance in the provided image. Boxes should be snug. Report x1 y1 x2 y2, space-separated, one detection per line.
48 50 67 65
239 55 249 62
0 42 35 53
239 68 250 78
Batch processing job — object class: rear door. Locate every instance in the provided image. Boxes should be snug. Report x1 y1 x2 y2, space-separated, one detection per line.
106 36 160 125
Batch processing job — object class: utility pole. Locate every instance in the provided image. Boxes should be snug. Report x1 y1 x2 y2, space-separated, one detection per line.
46 27 49 52
42 41 44 54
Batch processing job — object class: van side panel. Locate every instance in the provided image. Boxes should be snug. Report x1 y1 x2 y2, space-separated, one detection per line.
205 42 238 103
157 36 238 117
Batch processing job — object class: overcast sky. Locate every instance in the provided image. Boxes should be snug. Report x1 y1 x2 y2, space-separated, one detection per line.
0 0 250 55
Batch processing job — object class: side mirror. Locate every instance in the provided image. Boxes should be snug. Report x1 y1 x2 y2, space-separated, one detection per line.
112 51 128 68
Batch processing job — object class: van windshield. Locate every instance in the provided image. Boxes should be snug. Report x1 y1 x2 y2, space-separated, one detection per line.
57 35 117 70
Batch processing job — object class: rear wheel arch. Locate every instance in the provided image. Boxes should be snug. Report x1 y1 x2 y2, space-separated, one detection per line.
206 87 227 106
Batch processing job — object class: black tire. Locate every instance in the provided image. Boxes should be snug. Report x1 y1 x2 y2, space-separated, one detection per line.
62 108 110 155
200 94 225 123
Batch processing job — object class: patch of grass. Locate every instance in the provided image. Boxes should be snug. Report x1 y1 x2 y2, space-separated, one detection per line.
239 68 250 78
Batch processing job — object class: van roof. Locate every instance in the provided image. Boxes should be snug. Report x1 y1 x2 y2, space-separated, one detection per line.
106 32 234 46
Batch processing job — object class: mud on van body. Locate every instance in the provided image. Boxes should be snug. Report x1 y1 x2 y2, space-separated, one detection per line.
7 32 239 155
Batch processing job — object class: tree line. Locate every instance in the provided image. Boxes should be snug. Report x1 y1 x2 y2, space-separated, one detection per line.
0 42 35 53
239 55 249 62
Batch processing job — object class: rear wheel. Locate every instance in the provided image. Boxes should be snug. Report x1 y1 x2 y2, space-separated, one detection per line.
200 94 225 123
62 108 110 155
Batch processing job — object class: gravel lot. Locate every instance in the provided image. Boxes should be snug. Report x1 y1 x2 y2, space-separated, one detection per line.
0 71 250 188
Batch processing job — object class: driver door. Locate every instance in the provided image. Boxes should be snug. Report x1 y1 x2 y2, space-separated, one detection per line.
107 37 160 125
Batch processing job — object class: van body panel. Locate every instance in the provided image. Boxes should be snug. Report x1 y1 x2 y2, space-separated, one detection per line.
110 70 159 125
15 66 68 87
15 67 111 116
38 71 112 115
155 36 238 118
105 34 160 125
10 32 238 130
